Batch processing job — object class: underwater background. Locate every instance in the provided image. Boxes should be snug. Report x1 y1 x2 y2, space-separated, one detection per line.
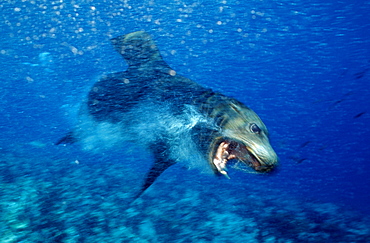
0 0 369 242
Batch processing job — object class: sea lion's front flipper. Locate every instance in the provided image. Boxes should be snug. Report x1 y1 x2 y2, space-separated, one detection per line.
134 141 176 199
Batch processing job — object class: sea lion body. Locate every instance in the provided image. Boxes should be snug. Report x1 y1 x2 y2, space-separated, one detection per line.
58 31 278 198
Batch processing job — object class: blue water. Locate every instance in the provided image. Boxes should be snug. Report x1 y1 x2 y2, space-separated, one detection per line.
0 0 369 242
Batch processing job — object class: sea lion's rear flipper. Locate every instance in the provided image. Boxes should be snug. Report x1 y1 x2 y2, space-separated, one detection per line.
55 131 77 145
134 141 176 199
110 31 168 69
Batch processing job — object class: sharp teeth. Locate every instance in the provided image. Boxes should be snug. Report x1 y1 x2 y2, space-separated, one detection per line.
213 158 225 171
221 142 229 149
213 141 232 179
213 157 230 179
219 170 230 179
222 150 229 159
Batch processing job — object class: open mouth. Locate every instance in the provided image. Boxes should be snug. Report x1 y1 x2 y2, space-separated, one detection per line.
211 140 274 178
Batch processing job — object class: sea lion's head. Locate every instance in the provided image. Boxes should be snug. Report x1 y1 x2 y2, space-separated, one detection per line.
208 102 278 178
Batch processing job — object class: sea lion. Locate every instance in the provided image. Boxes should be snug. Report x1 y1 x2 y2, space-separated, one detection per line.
57 31 278 199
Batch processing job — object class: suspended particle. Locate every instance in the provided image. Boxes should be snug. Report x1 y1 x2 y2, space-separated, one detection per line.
169 70 176 76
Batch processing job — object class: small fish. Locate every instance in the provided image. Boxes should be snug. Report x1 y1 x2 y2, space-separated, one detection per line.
300 141 311 148
354 68 369 79
22 52 54 72
296 158 307 164
354 112 366 119
289 156 307 164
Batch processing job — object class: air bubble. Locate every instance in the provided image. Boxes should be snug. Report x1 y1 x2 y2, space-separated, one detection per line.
169 70 176 76
26 76 34 83
70 46 78 54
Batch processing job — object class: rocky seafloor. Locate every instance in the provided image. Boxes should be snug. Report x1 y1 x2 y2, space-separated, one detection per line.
0 146 369 243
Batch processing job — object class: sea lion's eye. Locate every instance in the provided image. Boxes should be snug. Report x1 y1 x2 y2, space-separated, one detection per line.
250 123 261 134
